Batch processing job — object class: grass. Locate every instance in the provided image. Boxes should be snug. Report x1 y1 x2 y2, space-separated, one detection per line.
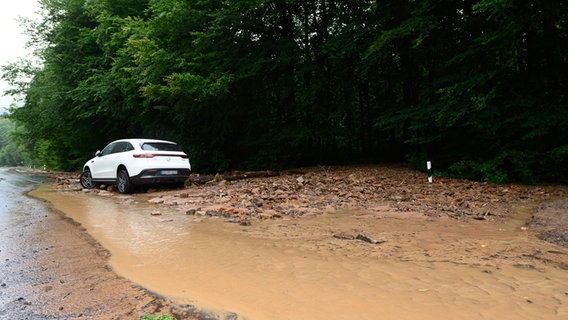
141 315 177 320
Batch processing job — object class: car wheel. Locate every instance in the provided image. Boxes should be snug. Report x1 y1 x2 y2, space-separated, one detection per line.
117 168 134 194
80 170 96 189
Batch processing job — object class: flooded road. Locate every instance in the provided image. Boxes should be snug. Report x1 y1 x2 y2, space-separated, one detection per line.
32 183 568 320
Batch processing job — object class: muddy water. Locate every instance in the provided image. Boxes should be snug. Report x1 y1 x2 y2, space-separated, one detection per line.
32 185 568 320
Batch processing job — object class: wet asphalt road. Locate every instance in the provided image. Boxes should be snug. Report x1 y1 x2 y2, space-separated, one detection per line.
0 168 49 319
0 168 44 218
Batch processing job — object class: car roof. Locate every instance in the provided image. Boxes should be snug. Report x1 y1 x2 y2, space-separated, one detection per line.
113 138 177 145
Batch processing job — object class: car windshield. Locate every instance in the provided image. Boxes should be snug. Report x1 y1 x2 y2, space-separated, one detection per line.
141 142 183 152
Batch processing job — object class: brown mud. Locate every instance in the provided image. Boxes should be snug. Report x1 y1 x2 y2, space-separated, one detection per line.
5 165 568 319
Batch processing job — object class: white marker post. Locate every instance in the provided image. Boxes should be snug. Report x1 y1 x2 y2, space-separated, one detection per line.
427 161 433 183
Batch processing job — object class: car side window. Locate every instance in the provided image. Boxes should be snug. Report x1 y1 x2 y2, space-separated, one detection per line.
100 143 116 156
114 142 133 153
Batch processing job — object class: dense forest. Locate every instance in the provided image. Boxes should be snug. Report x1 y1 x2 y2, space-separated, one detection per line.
1 0 567 184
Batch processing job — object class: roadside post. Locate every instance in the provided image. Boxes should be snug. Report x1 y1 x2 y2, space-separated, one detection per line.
427 161 432 183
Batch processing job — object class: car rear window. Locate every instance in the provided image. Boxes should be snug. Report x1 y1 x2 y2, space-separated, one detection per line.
141 142 183 152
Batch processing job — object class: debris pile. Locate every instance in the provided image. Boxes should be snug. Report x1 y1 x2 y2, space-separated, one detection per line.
44 165 567 227
140 165 566 224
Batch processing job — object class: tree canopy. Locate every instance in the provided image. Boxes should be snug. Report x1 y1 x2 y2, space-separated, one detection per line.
2 0 567 183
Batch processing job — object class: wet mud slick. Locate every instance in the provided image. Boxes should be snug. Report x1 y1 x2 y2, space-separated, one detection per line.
33 184 568 320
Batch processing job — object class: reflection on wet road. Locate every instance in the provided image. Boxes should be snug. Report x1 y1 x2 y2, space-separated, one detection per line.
0 168 44 228
32 184 568 320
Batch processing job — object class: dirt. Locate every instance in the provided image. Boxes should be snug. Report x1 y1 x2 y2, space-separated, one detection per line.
529 199 568 248
118 164 568 251
0 180 198 319
8 165 568 319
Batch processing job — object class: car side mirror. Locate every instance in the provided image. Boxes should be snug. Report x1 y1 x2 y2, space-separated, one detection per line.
95 150 101 157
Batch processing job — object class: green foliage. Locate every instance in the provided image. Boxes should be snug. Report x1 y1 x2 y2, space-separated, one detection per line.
448 160 509 185
546 146 568 183
2 0 567 184
141 315 176 320
0 118 28 166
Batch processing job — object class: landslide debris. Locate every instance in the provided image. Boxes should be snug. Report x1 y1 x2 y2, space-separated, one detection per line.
41 165 568 247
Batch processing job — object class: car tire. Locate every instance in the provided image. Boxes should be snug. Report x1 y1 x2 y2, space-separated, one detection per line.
80 170 96 189
117 168 134 194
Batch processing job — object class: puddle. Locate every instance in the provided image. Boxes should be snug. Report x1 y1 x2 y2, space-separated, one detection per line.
31 185 568 319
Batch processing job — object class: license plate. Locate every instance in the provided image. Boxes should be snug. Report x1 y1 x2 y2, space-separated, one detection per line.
160 170 178 175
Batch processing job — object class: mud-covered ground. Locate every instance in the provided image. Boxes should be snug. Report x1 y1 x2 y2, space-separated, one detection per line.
64 165 567 248
6 165 568 319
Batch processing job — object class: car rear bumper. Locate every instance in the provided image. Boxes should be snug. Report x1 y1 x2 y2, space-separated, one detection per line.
130 168 191 185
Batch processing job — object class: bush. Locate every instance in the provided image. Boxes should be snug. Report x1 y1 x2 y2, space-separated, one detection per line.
448 160 509 184
543 145 568 184
141 315 177 320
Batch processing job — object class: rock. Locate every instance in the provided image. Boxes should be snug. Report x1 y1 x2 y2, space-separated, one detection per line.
224 312 240 320
186 209 197 215
148 197 164 204
218 206 244 215
258 209 280 219
324 205 336 213
206 210 221 217
333 232 356 240
98 190 113 197
258 213 272 219
239 219 252 226
274 189 287 198
251 198 263 207
151 211 162 216
356 233 385 244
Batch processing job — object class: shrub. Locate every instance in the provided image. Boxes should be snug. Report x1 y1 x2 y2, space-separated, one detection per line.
448 160 509 184
141 315 177 320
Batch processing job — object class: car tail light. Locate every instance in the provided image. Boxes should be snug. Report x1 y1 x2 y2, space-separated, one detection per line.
133 153 188 158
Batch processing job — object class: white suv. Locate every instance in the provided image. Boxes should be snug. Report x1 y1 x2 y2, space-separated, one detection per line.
80 138 191 193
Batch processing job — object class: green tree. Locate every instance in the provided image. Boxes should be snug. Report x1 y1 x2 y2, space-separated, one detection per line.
2 0 567 183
